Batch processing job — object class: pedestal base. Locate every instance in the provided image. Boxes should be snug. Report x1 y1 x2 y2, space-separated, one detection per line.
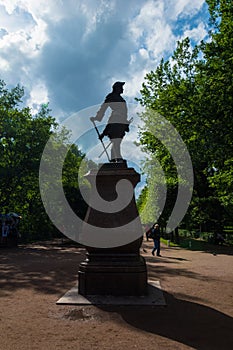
78 162 148 296
57 281 166 305
78 243 147 296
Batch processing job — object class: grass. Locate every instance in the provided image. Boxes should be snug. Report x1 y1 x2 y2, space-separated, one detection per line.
161 238 178 247
178 237 210 251
161 236 233 254
161 237 208 250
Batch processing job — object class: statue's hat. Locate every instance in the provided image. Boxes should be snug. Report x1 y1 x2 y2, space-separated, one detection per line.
112 81 125 90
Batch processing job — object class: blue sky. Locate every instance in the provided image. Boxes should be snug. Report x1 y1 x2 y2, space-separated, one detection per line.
0 0 210 119
0 0 210 191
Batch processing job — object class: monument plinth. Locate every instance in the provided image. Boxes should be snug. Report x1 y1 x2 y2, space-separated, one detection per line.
78 162 148 296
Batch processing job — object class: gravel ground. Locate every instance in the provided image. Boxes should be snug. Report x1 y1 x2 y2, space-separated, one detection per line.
0 239 233 350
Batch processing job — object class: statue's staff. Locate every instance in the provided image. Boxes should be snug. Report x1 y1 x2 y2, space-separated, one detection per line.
97 117 133 159
98 141 111 158
90 118 111 162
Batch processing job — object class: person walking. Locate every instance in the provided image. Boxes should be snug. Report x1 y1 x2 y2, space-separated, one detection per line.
150 223 161 256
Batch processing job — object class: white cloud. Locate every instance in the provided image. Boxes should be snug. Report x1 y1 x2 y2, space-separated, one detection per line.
165 0 205 20
129 0 172 56
182 22 208 42
26 80 49 115
139 48 149 59
129 0 164 41
0 56 10 70
126 0 177 99
0 0 209 119
0 0 18 14
0 0 70 22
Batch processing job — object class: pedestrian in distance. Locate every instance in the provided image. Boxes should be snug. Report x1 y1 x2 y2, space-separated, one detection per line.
149 223 162 257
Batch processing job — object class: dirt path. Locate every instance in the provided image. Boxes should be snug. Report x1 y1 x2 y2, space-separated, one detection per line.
0 240 232 350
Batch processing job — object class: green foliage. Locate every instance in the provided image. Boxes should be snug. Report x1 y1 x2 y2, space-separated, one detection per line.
0 80 88 241
137 0 233 231
209 158 233 207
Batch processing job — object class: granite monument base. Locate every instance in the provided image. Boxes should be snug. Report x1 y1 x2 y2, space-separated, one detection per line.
57 281 166 305
78 162 148 296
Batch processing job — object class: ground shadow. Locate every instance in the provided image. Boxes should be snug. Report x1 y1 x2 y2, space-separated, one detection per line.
100 291 233 350
0 241 86 296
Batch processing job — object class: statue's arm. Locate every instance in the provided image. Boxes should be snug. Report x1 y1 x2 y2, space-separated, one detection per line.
91 102 109 122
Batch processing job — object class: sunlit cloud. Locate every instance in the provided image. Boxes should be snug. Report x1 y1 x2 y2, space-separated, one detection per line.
0 0 209 119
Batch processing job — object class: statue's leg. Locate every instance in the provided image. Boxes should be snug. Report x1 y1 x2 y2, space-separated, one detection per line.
111 138 122 161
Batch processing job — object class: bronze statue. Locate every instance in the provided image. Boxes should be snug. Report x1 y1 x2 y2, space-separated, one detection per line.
90 81 131 162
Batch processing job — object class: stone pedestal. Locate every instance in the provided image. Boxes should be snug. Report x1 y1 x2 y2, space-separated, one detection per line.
78 162 148 296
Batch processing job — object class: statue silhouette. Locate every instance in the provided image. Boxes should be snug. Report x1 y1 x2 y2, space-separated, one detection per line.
90 81 131 162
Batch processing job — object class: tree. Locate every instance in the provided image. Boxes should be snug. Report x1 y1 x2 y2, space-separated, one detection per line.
200 0 233 212
0 80 88 241
137 0 233 234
